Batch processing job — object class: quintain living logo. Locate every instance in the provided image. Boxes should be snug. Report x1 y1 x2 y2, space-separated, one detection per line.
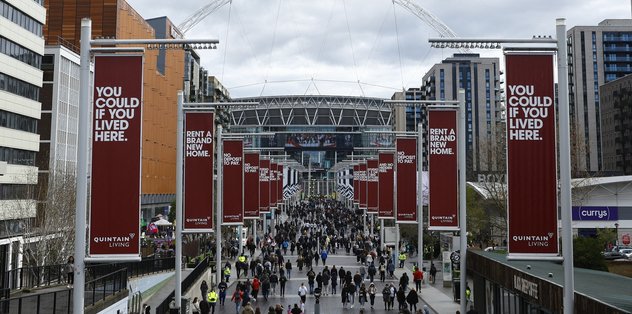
512 234 552 247
93 234 133 248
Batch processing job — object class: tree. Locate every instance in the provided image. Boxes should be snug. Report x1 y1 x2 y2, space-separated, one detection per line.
573 236 608 271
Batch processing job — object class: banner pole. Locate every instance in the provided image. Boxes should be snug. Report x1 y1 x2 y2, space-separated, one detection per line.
216 125 224 286
175 91 184 309
417 122 424 272
74 17 91 314
557 18 574 314
458 89 467 314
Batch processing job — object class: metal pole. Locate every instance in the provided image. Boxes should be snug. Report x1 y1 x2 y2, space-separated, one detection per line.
458 89 467 314
380 219 384 250
418 122 424 271
557 18 574 314
370 214 374 238
239 225 244 254
74 17 91 314
216 125 224 286
175 92 184 310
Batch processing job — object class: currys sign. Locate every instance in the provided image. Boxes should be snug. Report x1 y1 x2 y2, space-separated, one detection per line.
572 206 618 221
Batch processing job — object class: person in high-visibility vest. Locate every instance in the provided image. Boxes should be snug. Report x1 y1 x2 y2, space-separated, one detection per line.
398 252 407 268
207 288 218 314
223 266 231 283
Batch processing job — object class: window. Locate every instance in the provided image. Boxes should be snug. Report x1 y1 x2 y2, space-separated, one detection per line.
0 146 35 166
0 1 43 36
0 109 38 133
0 37 41 68
0 73 40 101
0 184 34 200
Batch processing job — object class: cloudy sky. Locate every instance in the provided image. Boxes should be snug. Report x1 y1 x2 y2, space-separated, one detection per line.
128 0 630 99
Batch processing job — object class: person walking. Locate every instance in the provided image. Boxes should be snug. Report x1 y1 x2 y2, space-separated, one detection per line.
306 268 316 294
382 285 391 310
218 280 228 306
285 260 292 279
200 299 211 314
191 297 201 314
368 282 377 309
413 267 423 291
341 283 348 309
406 288 419 312
398 251 407 268
379 262 386 282
429 263 437 284
330 269 338 295
279 273 287 297
207 287 218 314
358 283 367 309
321 270 330 296
66 256 74 288
397 285 407 311
297 283 308 309
200 280 209 301
231 287 243 314
269 272 278 296
251 276 261 301
367 262 376 283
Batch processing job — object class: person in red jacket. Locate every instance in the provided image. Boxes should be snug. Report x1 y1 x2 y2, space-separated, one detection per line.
251 276 261 300
413 266 423 291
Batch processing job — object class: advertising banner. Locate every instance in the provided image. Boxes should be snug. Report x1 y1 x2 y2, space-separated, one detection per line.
378 153 394 219
367 159 379 213
353 165 359 204
396 137 417 223
277 164 284 204
222 139 244 225
269 162 278 209
183 111 215 232
505 53 558 256
259 159 270 213
89 55 143 256
428 109 459 230
359 163 367 209
244 152 260 219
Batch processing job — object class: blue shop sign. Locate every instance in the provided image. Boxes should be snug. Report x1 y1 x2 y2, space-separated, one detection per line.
572 206 618 221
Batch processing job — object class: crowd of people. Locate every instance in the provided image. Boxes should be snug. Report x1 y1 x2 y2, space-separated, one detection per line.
186 198 468 314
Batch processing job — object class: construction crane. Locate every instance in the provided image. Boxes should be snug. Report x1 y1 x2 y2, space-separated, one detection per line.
177 0 466 53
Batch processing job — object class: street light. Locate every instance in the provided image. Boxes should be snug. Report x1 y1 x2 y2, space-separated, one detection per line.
428 20 570 314
76 18 220 313
615 222 620 246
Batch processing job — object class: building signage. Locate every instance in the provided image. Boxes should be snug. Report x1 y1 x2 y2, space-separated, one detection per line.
277 164 284 205
513 275 539 300
505 53 558 256
428 109 459 230
378 153 394 219
243 152 260 219
269 162 278 208
367 159 379 213
259 159 270 213
571 206 618 221
89 55 143 257
182 111 215 231
396 137 417 223
222 139 244 224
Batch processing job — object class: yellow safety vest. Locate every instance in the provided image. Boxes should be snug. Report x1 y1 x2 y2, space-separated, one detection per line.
224 267 231 275
208 291 218 303
399 253 406 260
239 256 246 263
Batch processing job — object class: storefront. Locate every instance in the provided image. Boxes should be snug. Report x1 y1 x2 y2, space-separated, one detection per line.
467 250 632 314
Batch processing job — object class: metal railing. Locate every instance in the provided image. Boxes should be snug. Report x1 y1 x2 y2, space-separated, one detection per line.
155 257 209 314
0 268 128 313
1 257 175 295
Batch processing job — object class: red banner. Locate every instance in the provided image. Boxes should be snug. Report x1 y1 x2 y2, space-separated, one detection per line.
277 164 284 204
183 112 215 231
269 162 277 208
259 159 270 213
89 55 143 256
396 137 417 223
353 164 359 204
244 152 260 219
378 153 394 219
223 140 244 225
428 109 459 230
506 53 558 256
367 159 379 213
359 163 367 209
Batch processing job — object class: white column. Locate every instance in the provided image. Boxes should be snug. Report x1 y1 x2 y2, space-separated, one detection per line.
458 89 467 314
557 18 575 314
175 92 184 308
418 122 424 271
216 125 224 286
74 18 91 314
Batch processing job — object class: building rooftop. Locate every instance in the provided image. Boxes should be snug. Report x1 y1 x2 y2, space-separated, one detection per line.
473 250 632 313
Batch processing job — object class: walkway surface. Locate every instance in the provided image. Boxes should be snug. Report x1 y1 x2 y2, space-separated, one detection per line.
183 252 461 314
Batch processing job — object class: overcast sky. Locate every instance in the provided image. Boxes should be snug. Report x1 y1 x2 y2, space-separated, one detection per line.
128 0 630 99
